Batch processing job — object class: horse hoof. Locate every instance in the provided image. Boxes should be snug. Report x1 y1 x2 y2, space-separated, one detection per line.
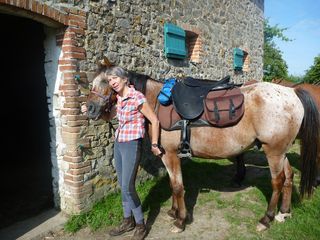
170 225 184 233
256 223 268 232
275 211 292 222
163 214 176 221
167 209 177 220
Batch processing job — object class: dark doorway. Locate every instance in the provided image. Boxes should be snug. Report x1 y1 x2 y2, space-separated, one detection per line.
0 14 53 229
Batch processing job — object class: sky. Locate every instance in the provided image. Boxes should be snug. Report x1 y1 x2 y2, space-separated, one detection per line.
264 0 320 76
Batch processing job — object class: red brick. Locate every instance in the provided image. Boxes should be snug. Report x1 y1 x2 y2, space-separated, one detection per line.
66 115 88 121
77 10 86 17
63 155 83 163
69 14 86 23
58 59 78 65
63 52 86 60
59 84 78 90
69 161 91 169
61 90 80 97
64 174 84 182
62 126 82 133
62 46 85 53
68 20 86 29
59 65 78 72
65 179 84 187
66 27 85 35
68 166 91 175
63 102 80 108
68 120 88 127
61 39 78 46
65 149 82 157
60 14 69 25
61 131 81 143
60 108 80 115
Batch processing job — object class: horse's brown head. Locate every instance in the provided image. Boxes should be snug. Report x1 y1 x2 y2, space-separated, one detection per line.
86 66 117 120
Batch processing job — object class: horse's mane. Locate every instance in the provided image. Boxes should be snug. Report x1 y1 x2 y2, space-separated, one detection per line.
128 71 150 94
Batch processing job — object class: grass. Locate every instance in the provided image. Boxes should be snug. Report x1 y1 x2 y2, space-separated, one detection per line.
64 145 320 239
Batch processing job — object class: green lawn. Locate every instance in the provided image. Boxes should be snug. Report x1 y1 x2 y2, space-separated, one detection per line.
64 147 320 239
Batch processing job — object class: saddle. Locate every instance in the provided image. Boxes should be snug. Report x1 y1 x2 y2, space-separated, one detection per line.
172 76 231 119
157 76 245 158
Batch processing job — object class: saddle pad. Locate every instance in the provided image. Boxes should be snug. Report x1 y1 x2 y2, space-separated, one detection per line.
204 88 244 127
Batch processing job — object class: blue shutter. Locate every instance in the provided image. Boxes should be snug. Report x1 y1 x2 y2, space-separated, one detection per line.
164 23 187 59
233 48 244 70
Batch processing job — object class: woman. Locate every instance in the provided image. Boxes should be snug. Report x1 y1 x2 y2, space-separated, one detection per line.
104 67 161 240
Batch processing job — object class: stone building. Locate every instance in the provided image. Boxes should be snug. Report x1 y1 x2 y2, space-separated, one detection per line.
0 0 264 226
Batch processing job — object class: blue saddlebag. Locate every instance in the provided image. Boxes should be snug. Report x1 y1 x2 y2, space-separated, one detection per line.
158 78 176 105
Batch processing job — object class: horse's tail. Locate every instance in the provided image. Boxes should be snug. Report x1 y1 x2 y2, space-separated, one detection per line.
295 88 320 198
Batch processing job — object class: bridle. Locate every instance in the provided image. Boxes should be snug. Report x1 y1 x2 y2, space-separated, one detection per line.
90 90 115 112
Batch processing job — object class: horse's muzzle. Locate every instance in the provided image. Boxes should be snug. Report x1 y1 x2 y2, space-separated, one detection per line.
87 102 101 120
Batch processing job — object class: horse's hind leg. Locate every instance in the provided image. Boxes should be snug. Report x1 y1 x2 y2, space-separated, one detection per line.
232 154 246 187
275 157 293 222
161 151 187 233
315 150 320 187
257 154 286 231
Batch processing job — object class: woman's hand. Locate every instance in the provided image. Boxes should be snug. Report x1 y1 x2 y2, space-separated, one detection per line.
81 103 88 114
151 144 163 157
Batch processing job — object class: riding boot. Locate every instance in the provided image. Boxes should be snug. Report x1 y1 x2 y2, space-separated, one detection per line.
108 216 135 236
131 223 147 240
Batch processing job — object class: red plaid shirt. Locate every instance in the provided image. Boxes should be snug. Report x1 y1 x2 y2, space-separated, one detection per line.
115 87 146 142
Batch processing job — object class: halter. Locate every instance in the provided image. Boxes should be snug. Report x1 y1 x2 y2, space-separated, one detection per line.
90 90 114 112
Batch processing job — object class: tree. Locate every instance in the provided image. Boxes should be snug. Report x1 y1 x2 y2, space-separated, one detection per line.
263 19 291 82
304 55 320 84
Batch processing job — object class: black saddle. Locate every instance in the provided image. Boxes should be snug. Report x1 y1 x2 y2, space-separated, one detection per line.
171 75 233 119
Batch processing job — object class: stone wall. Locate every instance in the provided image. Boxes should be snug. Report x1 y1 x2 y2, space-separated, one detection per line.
0 0 264 214
78 0 264 214
80 0 264 82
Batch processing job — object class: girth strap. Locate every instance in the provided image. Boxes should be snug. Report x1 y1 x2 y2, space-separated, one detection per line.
177 120 192 158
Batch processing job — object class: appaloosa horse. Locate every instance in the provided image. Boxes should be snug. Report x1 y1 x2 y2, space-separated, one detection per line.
86 66 319 233
235 79 320 187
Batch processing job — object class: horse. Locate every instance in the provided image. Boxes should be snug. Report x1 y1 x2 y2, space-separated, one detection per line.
234 79 320 187
86 66 320 233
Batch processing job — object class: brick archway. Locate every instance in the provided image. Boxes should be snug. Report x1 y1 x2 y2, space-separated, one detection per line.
0 1 90 215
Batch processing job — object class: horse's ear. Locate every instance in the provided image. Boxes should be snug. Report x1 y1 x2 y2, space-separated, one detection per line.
101 56 114 67
97 56 114 68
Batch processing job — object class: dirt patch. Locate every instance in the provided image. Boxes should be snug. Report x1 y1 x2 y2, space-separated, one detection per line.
40 150 276 240
40 188 264 240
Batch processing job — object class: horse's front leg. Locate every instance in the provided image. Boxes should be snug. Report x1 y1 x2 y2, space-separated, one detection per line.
167 181 178 220
161 151 187 233
257 154 286 231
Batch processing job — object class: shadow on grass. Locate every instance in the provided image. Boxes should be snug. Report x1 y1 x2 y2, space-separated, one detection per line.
142 149 302 230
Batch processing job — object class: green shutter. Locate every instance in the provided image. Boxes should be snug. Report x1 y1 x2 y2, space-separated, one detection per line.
233 48 244 70
164 23 187 59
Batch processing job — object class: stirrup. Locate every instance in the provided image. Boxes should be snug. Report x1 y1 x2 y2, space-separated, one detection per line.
177 141 192 158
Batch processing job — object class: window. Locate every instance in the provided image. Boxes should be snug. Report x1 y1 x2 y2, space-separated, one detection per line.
186 30 201 63
164 23 202 63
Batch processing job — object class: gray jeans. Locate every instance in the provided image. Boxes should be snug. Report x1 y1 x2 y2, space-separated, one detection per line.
114 139 143 221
